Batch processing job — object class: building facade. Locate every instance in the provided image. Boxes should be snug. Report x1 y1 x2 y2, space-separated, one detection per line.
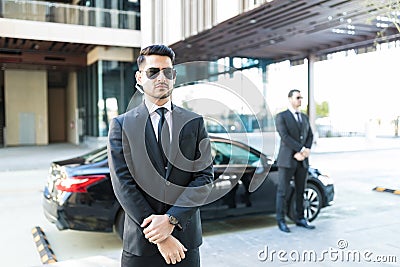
1 0 274 147
0 0 141 146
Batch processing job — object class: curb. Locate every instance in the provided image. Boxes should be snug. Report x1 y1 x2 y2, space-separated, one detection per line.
31 226 57 264
373 186 400 195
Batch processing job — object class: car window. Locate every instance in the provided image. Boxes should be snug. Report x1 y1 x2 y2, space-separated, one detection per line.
211 141 260 165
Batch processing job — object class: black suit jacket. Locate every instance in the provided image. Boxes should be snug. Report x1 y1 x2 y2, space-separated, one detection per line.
107 103 214 256
275 109 313 168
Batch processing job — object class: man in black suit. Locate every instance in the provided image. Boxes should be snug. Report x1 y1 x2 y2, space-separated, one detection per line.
107 45 214 266
275 89 314 233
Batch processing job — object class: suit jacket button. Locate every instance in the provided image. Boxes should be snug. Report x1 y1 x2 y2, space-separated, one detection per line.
166 181 171 186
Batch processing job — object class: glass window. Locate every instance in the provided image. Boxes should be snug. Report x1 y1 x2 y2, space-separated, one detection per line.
211 141 260 165
78 60 135 138
99 61 135 136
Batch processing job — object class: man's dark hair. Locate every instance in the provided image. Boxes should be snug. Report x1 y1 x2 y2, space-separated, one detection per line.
288 89 301 98
137 44 175 69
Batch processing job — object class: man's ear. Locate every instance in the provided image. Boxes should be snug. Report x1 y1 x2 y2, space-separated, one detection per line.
135 71 142 86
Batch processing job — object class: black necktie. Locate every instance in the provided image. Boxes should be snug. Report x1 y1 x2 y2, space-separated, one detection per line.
295 112 302 128
155 108 170 167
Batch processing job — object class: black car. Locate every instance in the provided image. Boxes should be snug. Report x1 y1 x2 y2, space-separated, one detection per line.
43 136 334 239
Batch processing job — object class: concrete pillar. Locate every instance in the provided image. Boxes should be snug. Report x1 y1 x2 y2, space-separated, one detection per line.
66 72 79 145
307 54 317 138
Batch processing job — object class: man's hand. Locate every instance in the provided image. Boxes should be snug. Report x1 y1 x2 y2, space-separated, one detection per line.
141 214 174 244
157 235 187 265
294 152 305 161
301 148 311 158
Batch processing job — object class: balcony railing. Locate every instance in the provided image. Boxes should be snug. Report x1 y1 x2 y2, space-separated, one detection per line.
0 0 140 30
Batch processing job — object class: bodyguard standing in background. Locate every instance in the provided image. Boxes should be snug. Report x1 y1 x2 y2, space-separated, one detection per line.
275 89 315 233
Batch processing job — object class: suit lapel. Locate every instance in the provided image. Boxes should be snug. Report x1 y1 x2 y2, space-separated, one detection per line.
166 105 185 179
286 110 298 127
299 112 308 136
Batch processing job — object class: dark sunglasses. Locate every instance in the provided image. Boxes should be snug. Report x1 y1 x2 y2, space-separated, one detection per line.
296 96 303 100
142 67 176 80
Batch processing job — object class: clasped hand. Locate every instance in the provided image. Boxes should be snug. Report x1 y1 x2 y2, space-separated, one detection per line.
157 235 187 264
294 148 310 161
142 214 187 264
142 214 174 244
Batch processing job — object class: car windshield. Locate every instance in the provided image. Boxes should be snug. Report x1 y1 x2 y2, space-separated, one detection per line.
211 141 260 165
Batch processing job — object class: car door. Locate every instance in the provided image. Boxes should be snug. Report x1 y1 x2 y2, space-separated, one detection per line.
201 139 273 219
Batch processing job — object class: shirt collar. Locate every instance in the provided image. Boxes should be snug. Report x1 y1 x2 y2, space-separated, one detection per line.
144 98 172 114
288 106 300 114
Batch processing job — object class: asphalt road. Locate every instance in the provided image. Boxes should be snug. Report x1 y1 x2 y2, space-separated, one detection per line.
0 138 400 266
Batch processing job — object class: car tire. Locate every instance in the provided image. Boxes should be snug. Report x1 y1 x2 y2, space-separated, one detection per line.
115 209 125 240
288 183 322 222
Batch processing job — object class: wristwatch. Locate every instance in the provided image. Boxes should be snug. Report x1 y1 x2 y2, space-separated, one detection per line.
166 214 182 230
166 214 179 225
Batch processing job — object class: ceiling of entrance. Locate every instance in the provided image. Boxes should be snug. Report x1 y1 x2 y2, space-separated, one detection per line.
0 38 95 70
170 0 400 64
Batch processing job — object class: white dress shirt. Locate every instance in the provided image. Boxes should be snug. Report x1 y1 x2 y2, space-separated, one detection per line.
144 99 172 142
288 106 301 123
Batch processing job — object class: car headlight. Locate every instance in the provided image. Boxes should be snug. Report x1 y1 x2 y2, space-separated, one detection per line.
318 174 334 186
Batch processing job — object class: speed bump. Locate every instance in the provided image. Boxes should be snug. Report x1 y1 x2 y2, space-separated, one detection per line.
373 187 400 195
31 226 57 264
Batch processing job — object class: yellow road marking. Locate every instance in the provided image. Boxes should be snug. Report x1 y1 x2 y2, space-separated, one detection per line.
375 187 385 192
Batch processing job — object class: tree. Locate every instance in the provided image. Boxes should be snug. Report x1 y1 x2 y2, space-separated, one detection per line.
316 101 329 118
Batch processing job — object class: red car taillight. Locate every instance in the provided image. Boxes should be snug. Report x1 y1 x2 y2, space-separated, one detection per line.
55 175 106 193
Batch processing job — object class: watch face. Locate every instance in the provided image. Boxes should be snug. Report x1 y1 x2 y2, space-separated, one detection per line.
169 215 178 225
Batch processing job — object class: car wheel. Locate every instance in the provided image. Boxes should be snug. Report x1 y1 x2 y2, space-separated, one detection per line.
288 183 322 222
115 209 125 240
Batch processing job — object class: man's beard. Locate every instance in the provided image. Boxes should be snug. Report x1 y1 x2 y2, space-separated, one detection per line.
157 89 172 99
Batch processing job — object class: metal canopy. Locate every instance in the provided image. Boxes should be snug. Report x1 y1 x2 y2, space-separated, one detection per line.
171 0 400 64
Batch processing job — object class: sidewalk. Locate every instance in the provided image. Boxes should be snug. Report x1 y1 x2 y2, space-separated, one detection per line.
312 136 400 154
0 140 106 172
1 136 400 172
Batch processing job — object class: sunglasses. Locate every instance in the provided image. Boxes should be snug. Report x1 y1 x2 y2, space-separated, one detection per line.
296 96 303 100
141 67 176 80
